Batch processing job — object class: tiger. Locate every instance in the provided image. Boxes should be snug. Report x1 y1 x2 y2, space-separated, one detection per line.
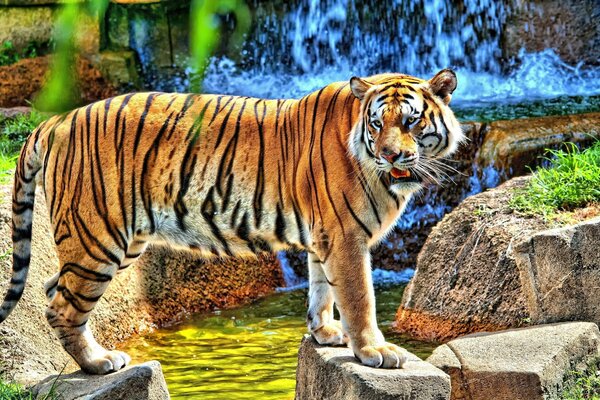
0 69 463 374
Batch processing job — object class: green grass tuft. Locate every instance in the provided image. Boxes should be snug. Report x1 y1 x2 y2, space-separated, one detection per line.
0 40 52 67
0 379 35 400
0 111 46 183
562 362 600 400
509 140 600 220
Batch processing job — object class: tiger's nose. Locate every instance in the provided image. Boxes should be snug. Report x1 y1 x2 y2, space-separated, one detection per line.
381 147 415 163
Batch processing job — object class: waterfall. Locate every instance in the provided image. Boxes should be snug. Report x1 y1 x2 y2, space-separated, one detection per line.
200 0 600 103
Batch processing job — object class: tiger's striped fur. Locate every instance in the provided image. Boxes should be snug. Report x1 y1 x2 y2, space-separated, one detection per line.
1 70 463 373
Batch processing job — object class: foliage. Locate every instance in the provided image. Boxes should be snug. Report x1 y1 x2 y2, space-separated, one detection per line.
189 0 250 92
0 40 51 67
562 362 600 400
34 0 109 112
0 41 19 66
0 111 46 182
0 378 60 400
509 140 600 220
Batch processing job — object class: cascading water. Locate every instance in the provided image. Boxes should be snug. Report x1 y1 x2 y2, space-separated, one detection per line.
198 0 600 104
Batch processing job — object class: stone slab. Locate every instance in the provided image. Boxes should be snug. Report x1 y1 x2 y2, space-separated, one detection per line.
514 217 600 325
296 336 450 400
427 322 600 400
33 361 170 400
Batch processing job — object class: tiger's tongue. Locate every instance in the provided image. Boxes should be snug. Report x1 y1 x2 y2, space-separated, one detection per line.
390 168 410 179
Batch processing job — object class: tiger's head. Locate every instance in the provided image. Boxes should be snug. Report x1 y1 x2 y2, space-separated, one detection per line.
349 69 464 194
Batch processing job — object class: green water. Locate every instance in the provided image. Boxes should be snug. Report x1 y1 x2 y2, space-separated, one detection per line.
120 285 437 399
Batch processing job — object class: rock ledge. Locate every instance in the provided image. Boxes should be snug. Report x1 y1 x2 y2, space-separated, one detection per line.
295 336 450 400
33 361 169 400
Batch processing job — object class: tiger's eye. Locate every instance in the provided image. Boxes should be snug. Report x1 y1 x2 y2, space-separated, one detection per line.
370 120 382 129
407 117 415 124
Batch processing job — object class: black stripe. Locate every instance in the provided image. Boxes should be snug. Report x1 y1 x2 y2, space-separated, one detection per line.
275 203 287 243
60 263 113 282
293 203 307 246
213 97 238 149
3 288 22 302
132 93 159 154
12 254 30 273
342 193 372 238
57 286 93 313
252 100 267 228
230 200 241 228
201 187 233 256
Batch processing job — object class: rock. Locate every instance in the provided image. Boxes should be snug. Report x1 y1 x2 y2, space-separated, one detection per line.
33 361 169 400
427 322 600 400
394 176 547 341
514 217 600 325
0 106 32 119
0 6 55 51
394 164 600 342
295 336 450 400
90 51 141 90
0 4 100 55
476 113 600 184
503 0 600 67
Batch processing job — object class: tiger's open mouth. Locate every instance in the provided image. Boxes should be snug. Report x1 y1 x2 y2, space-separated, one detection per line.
389 167 421 185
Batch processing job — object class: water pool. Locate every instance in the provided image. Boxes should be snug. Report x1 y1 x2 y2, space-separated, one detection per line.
120 285 436 399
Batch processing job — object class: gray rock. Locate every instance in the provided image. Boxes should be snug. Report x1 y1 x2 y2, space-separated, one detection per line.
295 336 450 400
33 361 170 400
90 51 141 89
514 217 600 325
427 322 600 400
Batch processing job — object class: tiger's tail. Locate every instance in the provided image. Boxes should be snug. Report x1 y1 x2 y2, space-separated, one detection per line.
0 129 43 323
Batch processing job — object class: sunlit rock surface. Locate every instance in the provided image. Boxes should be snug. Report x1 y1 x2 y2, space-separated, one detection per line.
514 217 600 326
295 336 450 400
33 361 169 400
394 174 600 341
427 322 600 400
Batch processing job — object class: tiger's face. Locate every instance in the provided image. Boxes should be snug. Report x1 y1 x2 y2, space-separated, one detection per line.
350 69 464 194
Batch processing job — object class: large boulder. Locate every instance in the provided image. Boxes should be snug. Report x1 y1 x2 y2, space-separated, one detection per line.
0 182 284 384
427 322 600 400
394 173 600 342
295 336 450 400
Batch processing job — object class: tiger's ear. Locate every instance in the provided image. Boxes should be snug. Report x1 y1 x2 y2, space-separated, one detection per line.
350 77 372 100
429 69 457 105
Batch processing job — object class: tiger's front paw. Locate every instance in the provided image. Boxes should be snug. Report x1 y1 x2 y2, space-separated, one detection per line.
81 350 132 375
310 320 349 346
354 342 407 369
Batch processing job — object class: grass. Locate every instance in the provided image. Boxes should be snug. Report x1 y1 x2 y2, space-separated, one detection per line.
509 140 600 221
562 362 600 400
0 111 46 183
0 378 60 400
0 40 50 67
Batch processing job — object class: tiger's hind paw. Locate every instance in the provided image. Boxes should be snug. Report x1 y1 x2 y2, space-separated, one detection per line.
81 350 131 375
311 320 349 346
